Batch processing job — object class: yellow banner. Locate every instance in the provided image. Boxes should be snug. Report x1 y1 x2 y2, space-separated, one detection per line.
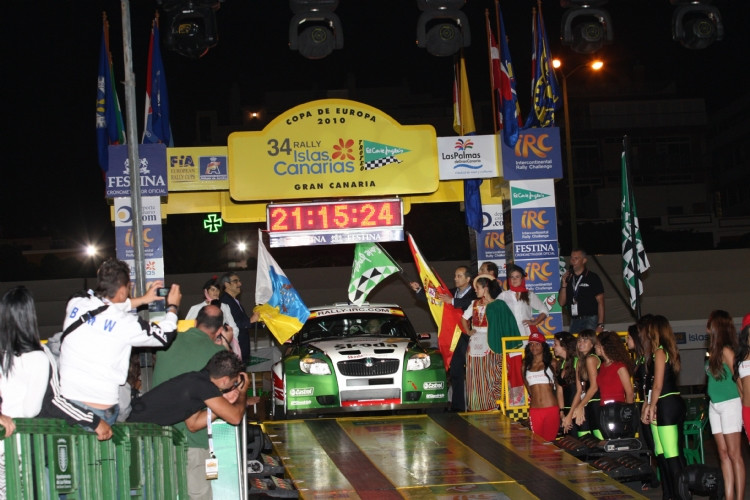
228 99 439 201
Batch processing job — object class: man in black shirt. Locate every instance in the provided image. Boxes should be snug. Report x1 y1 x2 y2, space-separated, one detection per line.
559 248 605 333
128 351 256 429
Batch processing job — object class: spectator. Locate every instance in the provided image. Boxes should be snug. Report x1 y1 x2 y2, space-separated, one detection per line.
478 261 504 292
218 273 252 364
1 286 105 499
152 303 228 500
641 315 685 500
705 310 744 500
116 352 142 423
558 249 605 333
459 276 517 411
499 264 547 336
185 277 239 335
522 332 560 441
51 258 180 429
567 329 602 439
129 351 255 429
734 313 750 444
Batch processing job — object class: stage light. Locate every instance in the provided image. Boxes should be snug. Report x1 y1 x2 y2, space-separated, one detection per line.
416 0 471 57
671 0 723 50
159 0 220 59
289 0 344 60
561 0 613 54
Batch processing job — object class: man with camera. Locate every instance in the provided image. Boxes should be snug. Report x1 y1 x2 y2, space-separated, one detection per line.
48 258 181 439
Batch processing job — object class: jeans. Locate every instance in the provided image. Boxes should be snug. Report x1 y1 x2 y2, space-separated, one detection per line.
70 400 119 428
569 315 598 333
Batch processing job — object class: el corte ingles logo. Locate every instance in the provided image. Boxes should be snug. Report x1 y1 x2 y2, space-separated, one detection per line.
511 186 550 205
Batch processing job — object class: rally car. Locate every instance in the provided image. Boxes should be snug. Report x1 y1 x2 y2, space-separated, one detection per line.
271 303 448 418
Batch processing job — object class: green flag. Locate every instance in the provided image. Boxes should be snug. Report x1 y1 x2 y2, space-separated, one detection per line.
621 152 650 310
348 243 400 306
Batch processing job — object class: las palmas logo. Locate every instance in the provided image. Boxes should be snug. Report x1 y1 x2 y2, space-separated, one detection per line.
454 138 474 151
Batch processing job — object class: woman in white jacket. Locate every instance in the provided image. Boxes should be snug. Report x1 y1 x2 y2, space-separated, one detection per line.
499 264 548 337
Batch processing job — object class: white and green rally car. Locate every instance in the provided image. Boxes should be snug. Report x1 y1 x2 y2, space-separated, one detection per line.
271 303 448 418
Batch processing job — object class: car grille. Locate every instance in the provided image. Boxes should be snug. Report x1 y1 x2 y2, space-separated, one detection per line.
337 358 399 376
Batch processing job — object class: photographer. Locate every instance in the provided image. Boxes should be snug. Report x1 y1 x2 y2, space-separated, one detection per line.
41 258 180 437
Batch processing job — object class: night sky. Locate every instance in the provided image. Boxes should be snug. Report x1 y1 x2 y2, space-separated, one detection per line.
2 0 746 251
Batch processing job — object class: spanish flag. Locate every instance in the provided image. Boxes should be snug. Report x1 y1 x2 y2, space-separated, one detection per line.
407 233 464 369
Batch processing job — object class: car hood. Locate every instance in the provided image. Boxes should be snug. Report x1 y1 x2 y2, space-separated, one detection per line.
307 336 410 361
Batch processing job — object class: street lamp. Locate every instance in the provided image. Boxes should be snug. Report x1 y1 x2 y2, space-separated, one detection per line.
552 58 603 249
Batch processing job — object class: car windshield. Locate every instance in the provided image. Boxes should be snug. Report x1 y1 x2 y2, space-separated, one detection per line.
298 312 417 343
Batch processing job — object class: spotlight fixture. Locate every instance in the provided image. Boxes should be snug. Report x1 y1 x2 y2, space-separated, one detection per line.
289 0 344 60
159 0 221 59
560 0 613 54
671 0 723 50
416 0 471 57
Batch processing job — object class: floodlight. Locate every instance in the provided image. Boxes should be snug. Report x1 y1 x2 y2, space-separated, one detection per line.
289 0 343 60
561 1 613 54
672 1 724 50
159 0 220 59
416 0 471 57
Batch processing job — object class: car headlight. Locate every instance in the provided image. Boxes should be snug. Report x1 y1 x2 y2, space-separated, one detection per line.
406 352 431 371
299 357 331 375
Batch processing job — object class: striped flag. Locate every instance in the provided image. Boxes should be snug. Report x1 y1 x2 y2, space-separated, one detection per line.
523 3 560 128
348 243 401 306
407 233 464 369
621 150 650 310
142 14 173 145
95 13 125 173
487 7 521 147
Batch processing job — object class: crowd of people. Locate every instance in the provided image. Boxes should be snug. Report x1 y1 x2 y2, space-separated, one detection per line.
1 253 749 500
0 259 258 500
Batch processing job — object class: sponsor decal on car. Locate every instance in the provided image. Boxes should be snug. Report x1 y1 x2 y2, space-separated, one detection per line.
426 393 446 399
313 307 402 317
423 381 445 390
289 400 313 406
290 387 315 397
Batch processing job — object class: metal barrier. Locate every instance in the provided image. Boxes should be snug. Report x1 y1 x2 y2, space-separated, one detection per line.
1 418 187 499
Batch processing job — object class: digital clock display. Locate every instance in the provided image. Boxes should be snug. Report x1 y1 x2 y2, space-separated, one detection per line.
266 198 404 248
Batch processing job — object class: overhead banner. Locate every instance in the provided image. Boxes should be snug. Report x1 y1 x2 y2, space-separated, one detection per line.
501 127 563 180
437 134 499 180
228 99 439 201
166 146 229 191
106 144 168 198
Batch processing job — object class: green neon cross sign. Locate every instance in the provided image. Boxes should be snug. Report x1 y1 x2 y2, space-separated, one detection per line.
203 214 223 233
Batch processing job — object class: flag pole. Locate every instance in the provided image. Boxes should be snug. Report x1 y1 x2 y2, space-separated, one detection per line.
485 9 498 134
623 135 641 319
119 0 147 298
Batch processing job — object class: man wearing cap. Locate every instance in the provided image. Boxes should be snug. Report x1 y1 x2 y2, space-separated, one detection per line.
559 248 605 334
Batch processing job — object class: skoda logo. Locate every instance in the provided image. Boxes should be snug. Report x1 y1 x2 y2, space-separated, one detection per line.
365 358 373 368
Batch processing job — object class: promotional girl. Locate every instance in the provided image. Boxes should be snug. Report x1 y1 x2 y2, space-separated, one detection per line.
523 332 560 441
568 329 602 439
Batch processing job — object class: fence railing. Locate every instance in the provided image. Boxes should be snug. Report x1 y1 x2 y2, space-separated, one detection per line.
1 418 187 499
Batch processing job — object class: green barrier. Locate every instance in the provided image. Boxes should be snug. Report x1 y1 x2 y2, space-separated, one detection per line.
1 418 187 500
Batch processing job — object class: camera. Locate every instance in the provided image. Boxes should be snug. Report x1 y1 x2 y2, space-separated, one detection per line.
156 287 170 297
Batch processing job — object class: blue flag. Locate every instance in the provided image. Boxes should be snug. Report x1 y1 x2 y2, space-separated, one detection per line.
524 4 560 128
95 14 125 173
453 54 483 233
142 15 172 146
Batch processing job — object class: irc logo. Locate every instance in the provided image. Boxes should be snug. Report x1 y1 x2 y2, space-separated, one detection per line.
169 155 196 168
524 261 553 282
483 231 505 250
514 133 553 158
124 228 154 248
521 209 549 230
537 316 556 335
